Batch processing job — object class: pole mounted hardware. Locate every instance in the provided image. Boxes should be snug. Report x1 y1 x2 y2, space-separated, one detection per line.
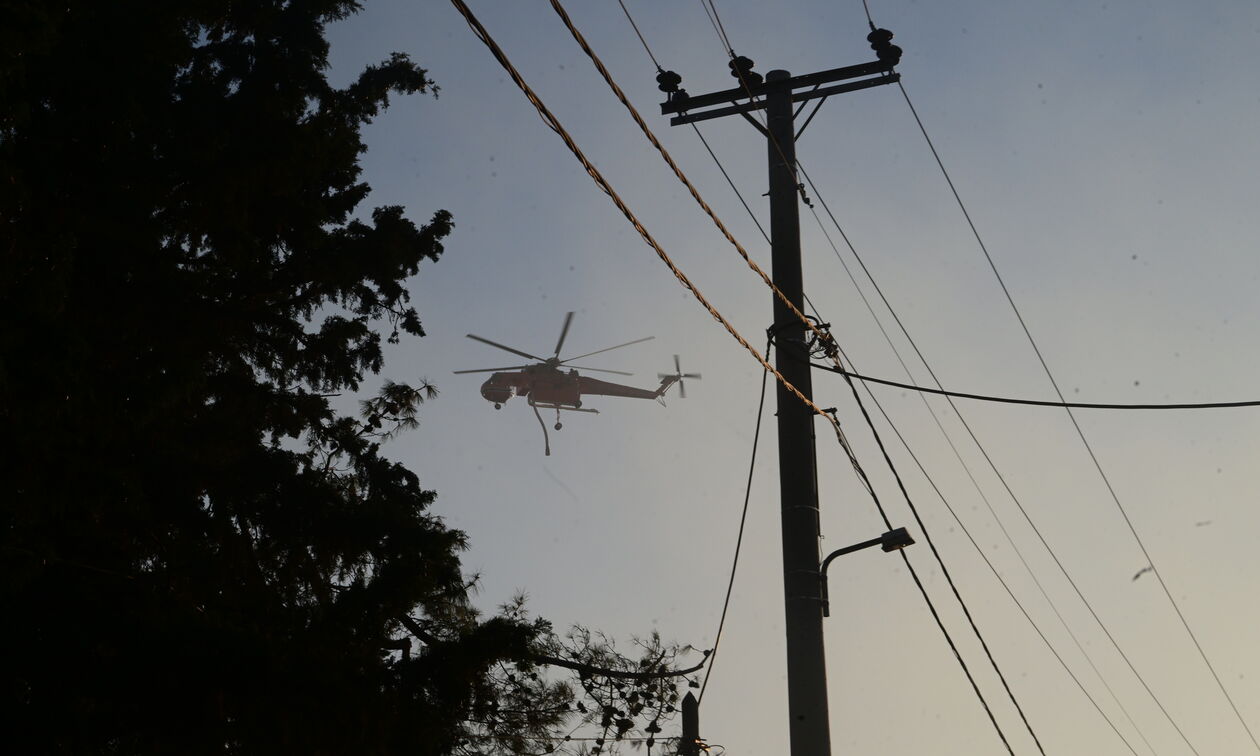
659 30 904 756
820 527 916 617
660 58 899 130
728 54 763 87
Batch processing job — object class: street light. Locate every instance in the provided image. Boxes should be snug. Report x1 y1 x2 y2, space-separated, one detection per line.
820 527 915 617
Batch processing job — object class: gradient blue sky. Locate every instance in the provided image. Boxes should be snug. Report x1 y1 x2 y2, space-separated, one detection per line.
327 1 1260 753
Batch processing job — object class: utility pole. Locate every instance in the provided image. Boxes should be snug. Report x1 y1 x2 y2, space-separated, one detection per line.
679 691 701 756
659 31 902 756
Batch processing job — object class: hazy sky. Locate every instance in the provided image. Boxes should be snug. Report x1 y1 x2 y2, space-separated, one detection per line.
327 1 1260 753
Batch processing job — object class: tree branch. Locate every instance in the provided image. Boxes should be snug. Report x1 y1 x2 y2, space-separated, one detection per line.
398 616 707 681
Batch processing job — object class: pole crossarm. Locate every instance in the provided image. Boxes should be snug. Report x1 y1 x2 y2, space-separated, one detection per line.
661 60 898 126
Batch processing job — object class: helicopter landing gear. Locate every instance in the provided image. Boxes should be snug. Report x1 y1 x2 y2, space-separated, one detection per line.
554 422 563 431
554 407 563 431
494 403 502 409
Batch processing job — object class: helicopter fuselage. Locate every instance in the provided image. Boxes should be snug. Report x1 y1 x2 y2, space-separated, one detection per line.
480 364 672 409
480 365 583 408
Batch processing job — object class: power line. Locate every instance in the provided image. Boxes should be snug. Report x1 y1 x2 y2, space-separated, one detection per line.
798 154 1205 755
615 0 662 71
697 0 735 56
813 398 1018 755
691 124 771 245
659 13 1167 748
797 188 1158 754
592 5 1047 749
836 348 1147 756
824 351 1049 755
611 1 1218 751
546 0 832 360
895 77 1260 752
698 339 771 705
809 361 1260 411
448 0 844 445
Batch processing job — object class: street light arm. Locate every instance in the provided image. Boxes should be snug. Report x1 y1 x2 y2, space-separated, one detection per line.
819 528 915 618
820 535 886 576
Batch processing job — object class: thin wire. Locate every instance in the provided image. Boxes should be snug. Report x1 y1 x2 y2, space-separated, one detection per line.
798 156 1204 753
691 124 771 244
591 5 1042 745
809 362 1260 411
617 0 774 255
549 0 836 374
821 418 1018 755
837 348 1146 756
603 3 1126 748
695 0 730 55
802 208 1156 754
831 360 1048 755
860 0 875 28
615 0 662 71
699 0 735 55
896 78 1260 752
698 339 771 704
450 0 843 442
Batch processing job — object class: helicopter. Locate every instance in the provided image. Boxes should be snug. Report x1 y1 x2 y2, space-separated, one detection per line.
454 312 699 453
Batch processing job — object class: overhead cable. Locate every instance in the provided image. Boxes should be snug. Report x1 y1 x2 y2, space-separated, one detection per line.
837 347 1146 755
797 155 1204 753
697 0 735 56
594 4 1038 749
546 0 833 359
896 76 1260 752
810 361 1260 410
798 202 1157 753
615 0 663 71
817 392 1018 755
698 339 771 704
448 0 844 445
834 352 1053 754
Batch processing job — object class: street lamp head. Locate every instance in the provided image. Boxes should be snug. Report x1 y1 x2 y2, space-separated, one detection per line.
879 527 915 552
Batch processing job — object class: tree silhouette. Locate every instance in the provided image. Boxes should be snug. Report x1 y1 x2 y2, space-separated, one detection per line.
1 2 695 754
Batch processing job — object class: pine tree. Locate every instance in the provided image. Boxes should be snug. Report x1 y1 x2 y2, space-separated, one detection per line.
1 3 696 753
0 2 549 753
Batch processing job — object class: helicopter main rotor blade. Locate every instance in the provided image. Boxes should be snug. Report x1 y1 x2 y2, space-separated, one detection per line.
553 311 575 358
453 364 531 374
466 334 544 362
561 335 654 364
566 364 634 376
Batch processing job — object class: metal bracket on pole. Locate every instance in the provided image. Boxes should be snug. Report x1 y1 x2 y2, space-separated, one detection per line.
819 528 915 617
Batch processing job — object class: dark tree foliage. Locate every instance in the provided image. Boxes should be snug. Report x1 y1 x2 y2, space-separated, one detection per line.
0 1 546 753
1 2 696 754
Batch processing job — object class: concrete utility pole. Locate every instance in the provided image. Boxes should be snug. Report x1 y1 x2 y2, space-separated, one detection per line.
660 34 901 756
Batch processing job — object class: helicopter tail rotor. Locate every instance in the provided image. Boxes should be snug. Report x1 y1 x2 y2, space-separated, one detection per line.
658 354 701 399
